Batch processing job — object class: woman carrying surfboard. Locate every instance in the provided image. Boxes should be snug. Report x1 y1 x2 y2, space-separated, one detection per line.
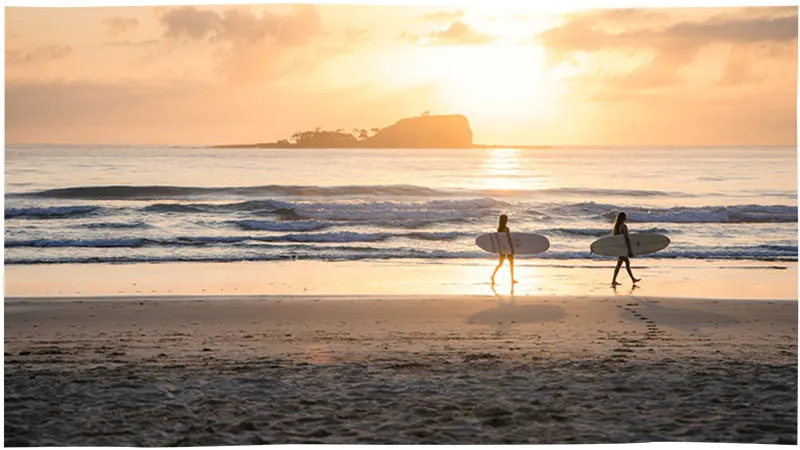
490 214 517 285
611 212 641 286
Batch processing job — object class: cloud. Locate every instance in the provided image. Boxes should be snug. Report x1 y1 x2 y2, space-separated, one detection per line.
662 15 798 44
719 5 797 20
103 39 159 47
156 5 328 85
345 26 371 43
716 53 753 87
540 7 797 90
159 5 322 45
159 7 222 40
403 20 496 46
542 8 798 57
6 45 72 65
421 9 463 22
103 17 140 36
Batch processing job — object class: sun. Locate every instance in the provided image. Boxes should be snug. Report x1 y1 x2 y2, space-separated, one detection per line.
432 44 558 122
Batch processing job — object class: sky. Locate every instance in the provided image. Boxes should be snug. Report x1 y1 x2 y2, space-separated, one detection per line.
4 1 798 146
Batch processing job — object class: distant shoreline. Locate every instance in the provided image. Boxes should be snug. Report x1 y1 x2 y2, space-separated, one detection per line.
208 114 555 150
210 143 554 150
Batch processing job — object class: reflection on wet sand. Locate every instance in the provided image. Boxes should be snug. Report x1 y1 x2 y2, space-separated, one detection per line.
613 284 640 296
467 284 567 332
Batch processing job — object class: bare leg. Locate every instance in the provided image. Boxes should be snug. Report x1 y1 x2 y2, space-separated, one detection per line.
491 254 506 284
509 255 518 283
612 258 623 285
624 257 640 283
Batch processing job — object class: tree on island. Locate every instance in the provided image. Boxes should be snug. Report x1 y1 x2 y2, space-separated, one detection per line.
288 126 382 148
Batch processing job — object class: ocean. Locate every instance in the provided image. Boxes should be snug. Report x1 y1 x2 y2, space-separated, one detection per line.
4 144 798 267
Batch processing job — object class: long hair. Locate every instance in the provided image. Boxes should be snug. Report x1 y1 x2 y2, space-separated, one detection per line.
497 214 508 232
612 212 627 235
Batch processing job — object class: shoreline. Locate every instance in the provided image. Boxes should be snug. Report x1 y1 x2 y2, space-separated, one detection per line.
7 293 800 305
5 259 797 300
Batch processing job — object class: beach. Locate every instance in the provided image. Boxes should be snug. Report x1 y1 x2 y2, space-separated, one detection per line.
4 290 797 445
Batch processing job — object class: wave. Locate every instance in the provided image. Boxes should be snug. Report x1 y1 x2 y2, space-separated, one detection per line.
232 220 332 232
15 184 451 200
531 187 687 198
4 231 467 249
5 205 101 219
229 220 469 235
237 230 466 244
14 184 694 201
142 204 208 213
214 200 294 212
6 245 797 265
285 198 505 221
140 198 503 221
640 246 798 261
71 221 152 230
6 238 149 248
540 227 671 237
555 202 798 224
5 233 796 261
626 205 798 224
5 236 251 248
136 198 501 222
10 199 794 225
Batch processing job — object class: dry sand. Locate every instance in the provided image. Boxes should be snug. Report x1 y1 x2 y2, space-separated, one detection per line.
4 294 797 445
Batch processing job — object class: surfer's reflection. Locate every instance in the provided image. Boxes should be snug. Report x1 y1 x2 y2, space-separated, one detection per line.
490 282 515 300
613 283 640 295
489 283 516 334
490 214 518 286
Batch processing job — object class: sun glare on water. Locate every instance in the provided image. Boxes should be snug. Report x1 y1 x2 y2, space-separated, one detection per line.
479 147 552 193
481 148 524 191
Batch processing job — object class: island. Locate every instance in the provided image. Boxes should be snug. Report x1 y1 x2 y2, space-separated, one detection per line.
212 113 550 149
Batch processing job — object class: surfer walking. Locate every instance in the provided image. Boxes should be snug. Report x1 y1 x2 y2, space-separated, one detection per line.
490 214 518 285
611 212 641 286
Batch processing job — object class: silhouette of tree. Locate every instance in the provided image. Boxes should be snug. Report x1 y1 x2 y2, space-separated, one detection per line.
289 128 359 148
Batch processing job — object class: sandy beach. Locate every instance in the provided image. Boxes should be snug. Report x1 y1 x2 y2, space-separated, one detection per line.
4 293 797 445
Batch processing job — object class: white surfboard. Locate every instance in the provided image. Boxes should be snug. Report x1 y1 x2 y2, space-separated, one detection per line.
590 233 670 257
475 232 550 255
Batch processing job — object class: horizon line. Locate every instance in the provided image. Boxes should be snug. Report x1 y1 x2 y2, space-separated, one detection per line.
6 142 798 149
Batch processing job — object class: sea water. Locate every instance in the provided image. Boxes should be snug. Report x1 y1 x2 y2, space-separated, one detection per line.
5 145 797 267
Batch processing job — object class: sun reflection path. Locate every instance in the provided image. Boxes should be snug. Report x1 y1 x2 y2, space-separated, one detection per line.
479 148 548 194
449 261 547 296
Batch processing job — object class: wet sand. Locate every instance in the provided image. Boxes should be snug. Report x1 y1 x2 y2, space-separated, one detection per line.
4 294 797 445
5 259 798 300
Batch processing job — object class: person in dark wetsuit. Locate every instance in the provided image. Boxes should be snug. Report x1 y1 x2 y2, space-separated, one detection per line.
490 214 517 285
611 212 641 286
